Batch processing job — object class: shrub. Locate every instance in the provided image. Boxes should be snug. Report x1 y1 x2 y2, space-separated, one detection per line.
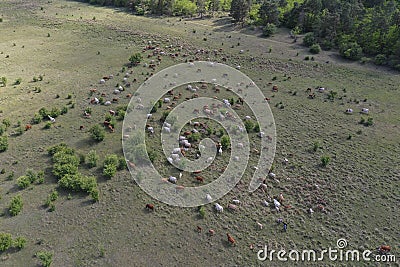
220 135 230 149
90 188 99 202
365 117 373 126
60 106 68 115
13 236 26 250
0 136 8 152
374 54 387 65
0 125 5 135
89 125 105 142
129 53 143 66
198 206 206 218
188 132 201 142
0 232 12 251
44 122 52 129
36 251 53 267
309 43 321 54
0 76 6 86
9 195 23 216
53 163 79 179
320 155 330 167
103 154 119 178
2 118 11 128
303 32 316 47
33 113 42 124
339 42 363 60
86 150 99 168
313 141 321 152
116 109 125 121
262 23 277 37
17 175 31 189
253 122 260 132
26 169 38 183
244 120 254 132
38 107 49 119
14 78 22 85
50 107 61 118
118 156 127 171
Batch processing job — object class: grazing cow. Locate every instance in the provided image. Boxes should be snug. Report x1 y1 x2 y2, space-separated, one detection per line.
361 108 369 114
108 125 114 133
100 79 106 84
278 193 285 202
227 233 235 245
79 125 84 130
272 85 278 92
114 89 121 94
345 108 353 114
378 245 391 254
218 147 222 155
214 203 223 213
25 124 32 131
109 110 116 116
112 98 119 103
228 204 237 211
208 229 215 236
309 208 314 214
126 94 132 98
104 101 111 106
195 176 204 183
90 88 97 93
197 226 202 233
268 172 276 179
308 93 316 99
90 97 99 104
232 199 240 205
206 194 212 202
145 204 154 211
168 176 177 184
257 222 263 230
164 97 170 103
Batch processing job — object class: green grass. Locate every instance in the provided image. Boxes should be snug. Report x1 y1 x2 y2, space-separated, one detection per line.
0 0 399 266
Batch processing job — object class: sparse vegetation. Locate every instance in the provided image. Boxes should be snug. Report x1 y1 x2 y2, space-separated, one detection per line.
9 195 23 216
36 251 53 267
89 124 105 142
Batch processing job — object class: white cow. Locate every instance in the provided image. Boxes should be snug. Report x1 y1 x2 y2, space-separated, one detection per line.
48 115 56 123
214 203 223 213
361 108 369 114
168 176 177 184
206 194 212 202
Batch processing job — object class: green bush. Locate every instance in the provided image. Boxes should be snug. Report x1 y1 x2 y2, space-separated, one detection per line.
103 154 119 178
17 175 31 189
129 53 143 66
118 156 127 171
188 132 201 142
2 118 11 128
86 150 99 168
49 107 61 118
9 195 23 216
89 125 105 142
0 125 5 135
14 78 22 85
0 136 8 152
53 163 79 179
303 32 316 47
90 188 99 202
198 206 206 218
36 251 53 267
13 236 27 249
220 135 230 149
0 232 12 251
103 164 117 178
39 107 49 119
244 120 254 132
33 113 42 124
44 122 52 129
262 23 277 37
320 155 330 167
313 141 321 152
309 43 321 54
339 42 363 60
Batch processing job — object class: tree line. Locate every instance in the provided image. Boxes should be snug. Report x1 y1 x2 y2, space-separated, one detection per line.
77 0 400 70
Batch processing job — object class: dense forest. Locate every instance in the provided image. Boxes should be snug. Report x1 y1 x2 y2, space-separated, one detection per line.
79 0 400 70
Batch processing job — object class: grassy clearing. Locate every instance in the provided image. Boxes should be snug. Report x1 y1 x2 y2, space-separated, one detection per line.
0 0 399 266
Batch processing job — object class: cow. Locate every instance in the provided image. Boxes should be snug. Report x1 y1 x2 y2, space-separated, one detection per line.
145 204 154 211
227 233 236 245
25 124 32 131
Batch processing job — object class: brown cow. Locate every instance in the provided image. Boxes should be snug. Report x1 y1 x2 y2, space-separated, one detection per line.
227 233 236 245
145 204 154 211
25 124 32 131
195 176 204 183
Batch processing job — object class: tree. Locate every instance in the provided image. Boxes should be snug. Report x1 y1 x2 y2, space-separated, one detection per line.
303 32 316 47
259 0 280 25
230 0 249 23
309 43 321 54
